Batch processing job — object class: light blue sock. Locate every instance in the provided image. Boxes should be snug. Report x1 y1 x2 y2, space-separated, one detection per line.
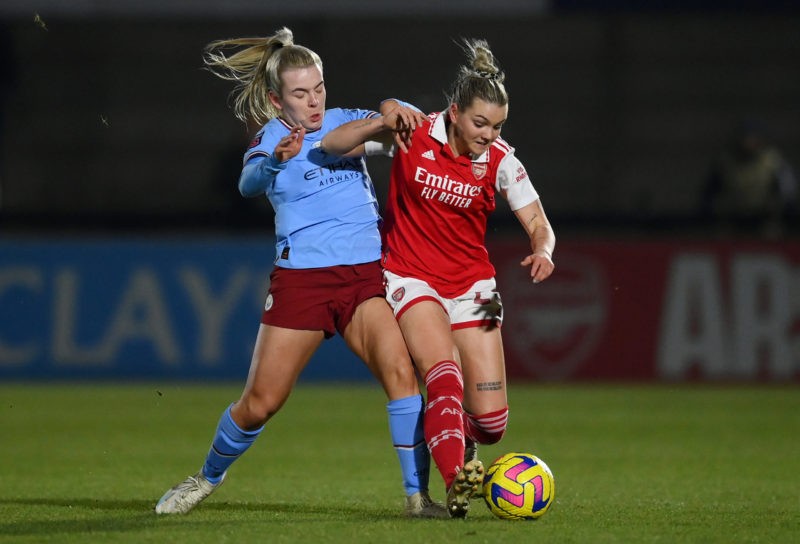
387 394 430 496
201 404 263 484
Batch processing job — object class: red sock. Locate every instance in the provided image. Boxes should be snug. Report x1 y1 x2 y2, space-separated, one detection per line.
464 406 509 445
423 360 465 490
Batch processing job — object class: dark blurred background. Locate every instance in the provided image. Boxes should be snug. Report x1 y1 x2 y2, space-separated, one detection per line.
1 1 799 382
1 0 798 236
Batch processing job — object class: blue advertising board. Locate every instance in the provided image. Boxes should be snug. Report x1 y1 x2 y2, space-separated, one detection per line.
0 237 370 382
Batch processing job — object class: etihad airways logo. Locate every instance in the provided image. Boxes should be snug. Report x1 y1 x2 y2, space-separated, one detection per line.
414 166 482 209
304 158 362 187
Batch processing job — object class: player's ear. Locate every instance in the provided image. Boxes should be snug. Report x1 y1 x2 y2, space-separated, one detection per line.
448 103 459 123
268 89 283 112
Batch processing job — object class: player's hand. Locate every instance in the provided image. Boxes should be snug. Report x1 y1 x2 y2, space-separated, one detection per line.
470 292 503 322
382 106 427 153
274 125 305 162
520 251 554 284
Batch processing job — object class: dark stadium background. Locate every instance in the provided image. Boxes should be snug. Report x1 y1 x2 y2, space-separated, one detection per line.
1 0 798 383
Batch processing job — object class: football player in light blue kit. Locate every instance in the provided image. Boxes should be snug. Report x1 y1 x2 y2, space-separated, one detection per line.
154 27 442 517
243 109 384 270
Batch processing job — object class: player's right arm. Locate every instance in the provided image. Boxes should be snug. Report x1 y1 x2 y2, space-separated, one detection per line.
239 126 305 197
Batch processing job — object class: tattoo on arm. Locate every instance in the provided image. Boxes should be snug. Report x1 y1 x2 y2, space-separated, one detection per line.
476 381 503 391
527 213 538 232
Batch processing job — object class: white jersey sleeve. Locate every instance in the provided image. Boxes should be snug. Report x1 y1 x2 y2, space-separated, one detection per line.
495 152 539 211
364 139 396 157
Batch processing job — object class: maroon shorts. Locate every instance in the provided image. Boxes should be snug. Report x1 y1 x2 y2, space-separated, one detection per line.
261 261 385 338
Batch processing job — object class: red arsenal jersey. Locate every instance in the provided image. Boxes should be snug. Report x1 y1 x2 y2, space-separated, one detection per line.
382 111 538 298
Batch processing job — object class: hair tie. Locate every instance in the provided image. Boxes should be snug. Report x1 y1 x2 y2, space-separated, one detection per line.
475 70 499 81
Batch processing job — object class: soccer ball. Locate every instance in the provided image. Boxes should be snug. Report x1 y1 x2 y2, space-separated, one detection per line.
482 452 555 520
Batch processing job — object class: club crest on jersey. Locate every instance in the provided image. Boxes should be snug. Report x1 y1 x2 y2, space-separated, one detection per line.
391 287 405 302
248 132 263 149
472 162 487 180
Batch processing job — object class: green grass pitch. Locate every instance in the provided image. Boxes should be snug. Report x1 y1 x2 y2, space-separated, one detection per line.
0 382 797 543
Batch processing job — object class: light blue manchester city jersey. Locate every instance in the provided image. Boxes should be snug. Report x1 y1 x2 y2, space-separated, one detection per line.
239 108 381 269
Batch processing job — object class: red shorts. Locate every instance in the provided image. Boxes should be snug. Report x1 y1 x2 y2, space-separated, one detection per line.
261 261 385 338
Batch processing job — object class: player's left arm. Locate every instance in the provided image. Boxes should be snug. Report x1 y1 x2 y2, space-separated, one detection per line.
514 199 555 284
497 152 555 283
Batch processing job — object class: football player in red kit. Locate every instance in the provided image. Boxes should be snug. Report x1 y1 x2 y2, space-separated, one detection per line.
321 38 555 518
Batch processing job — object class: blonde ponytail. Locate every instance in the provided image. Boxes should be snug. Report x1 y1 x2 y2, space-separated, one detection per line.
204 27 322 124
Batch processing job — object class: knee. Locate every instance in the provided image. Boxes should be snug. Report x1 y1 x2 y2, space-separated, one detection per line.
377 355 420 398
387 357 419 387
